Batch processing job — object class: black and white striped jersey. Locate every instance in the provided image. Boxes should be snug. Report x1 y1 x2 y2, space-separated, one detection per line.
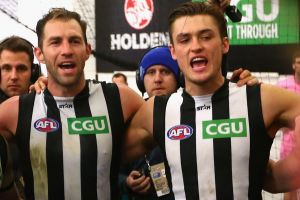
153 80 273 200
15 80 124 200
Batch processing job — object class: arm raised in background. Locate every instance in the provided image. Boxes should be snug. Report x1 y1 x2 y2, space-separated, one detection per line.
261 84 300 192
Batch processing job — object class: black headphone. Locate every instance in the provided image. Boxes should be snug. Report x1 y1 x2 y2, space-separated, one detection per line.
0 36 41 83
135 67 146 94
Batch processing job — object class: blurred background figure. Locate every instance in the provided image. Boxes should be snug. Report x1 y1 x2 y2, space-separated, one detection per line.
0 36 40 102
112 72 128 85
277 50 300 200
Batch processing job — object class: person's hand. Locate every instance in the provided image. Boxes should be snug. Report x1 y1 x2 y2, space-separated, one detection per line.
208 0 231 12
219 0 231 12
126 170 152 194
29 76 48 94
230 68 260 87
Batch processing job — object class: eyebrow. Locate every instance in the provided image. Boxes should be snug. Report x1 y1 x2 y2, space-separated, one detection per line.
176 28 214 40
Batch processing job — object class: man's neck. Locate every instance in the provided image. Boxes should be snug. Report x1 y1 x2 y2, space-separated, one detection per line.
295 75 300 84
47 78 86 97
185 76 225 96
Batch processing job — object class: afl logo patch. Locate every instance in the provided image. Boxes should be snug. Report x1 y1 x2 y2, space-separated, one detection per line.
34 118 60 132
167 125 193 140
124 0 153 30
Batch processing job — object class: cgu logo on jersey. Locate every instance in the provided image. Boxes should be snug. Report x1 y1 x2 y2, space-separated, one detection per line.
34 118 60 132
167 125 193 140
67 116 109 135
202 118 247 139
124 0 153 30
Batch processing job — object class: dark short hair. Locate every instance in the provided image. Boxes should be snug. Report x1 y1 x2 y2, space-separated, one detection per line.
293 50 300 63
168 2 227 44
0 36 34 64
36 8 87 48
112 72 128 83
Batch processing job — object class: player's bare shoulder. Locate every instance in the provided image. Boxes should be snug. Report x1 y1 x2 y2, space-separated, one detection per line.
0 96 20 139
117 84 144 123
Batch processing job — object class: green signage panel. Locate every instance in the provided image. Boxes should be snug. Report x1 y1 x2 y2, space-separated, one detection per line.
192 0 299 45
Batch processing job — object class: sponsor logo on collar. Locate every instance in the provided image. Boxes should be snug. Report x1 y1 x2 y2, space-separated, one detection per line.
58 103 73 109
196 104 211 111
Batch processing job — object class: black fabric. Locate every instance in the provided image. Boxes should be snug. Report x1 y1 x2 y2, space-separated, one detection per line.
180 92 199 200
153 95 175 200
16 92 36 200
73 87 98 200
0 90 9 104
102 82 125 200
43 89 65 200
247 84 273 200
211 80 234 200
0 134 8 175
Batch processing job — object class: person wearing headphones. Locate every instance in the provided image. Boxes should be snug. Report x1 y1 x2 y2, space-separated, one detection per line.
0 36 41 200
119 46 258 200
0 36 41 103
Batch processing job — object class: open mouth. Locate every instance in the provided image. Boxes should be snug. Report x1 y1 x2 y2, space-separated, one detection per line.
8 85 19 88
58 62 75 69
190 57 208 69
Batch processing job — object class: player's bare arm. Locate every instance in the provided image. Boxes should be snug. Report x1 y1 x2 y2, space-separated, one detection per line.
261 84 300 192
123 97 156 162
118 84 144 123
0 96 19 140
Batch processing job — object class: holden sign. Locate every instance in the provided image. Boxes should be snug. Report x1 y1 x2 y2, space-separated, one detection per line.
124 0 154 30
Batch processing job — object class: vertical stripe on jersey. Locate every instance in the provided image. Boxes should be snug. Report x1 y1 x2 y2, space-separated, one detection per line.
101 82 124 200
228 83 249 199
89 82 113 200
153 95 175 200
29 94 49 200
247 85 272 199
211 83 233 200
45 94 65 200
164 93 186 200
180 93 199 200
17 93 36 199
194 95 215 199
56 97 81 200
74 92 98 200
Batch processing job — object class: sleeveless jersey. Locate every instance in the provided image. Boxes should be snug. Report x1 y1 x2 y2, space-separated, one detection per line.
153 80 273 200
15 80 124 200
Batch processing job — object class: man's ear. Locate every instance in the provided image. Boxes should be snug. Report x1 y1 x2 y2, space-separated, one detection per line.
222 37 229 54
292 63 296 71
34 47 45 64
85 43 92 61
169 44 177 60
